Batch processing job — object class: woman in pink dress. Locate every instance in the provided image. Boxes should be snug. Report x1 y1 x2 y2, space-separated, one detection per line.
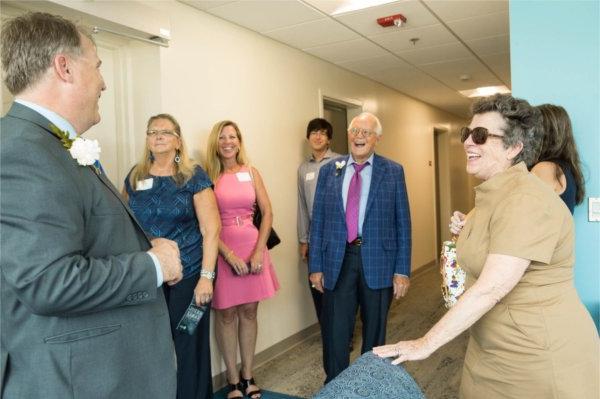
205 120 279 399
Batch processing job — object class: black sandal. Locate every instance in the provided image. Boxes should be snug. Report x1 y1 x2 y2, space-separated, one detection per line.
240 372 262 399
227 381 244 399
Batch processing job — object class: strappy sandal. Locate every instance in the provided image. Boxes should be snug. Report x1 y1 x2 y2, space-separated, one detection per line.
227 381 244 399
240 372 262 399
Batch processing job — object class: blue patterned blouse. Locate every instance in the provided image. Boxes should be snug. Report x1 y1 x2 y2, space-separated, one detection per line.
125 165 213 279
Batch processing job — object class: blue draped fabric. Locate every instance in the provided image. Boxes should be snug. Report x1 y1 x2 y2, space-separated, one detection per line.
313 352 425 399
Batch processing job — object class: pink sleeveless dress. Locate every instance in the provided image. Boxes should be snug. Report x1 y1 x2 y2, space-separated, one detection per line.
212 167 279 309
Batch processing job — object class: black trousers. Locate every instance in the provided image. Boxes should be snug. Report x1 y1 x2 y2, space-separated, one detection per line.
163 274 213 399
321 245 392 383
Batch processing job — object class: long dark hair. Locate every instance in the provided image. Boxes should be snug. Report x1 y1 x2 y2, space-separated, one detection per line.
537 104 585 204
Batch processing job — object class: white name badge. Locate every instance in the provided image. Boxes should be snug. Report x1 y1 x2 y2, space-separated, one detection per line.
305 172 315 181
236 172 251 182
136 178 153 191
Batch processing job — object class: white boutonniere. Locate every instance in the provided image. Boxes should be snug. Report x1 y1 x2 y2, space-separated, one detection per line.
69 137 101 166
50 124 102 171
335 160 346 176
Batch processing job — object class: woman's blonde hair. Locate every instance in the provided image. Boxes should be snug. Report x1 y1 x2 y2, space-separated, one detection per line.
205 120 249 182
129 113 196 189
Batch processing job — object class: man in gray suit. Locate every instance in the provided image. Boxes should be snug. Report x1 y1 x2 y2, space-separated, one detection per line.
1 12 182 398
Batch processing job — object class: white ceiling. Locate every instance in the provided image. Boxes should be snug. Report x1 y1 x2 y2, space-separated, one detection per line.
181 0 510 117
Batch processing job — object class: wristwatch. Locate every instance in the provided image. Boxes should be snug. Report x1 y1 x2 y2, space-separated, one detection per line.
200 269 215 280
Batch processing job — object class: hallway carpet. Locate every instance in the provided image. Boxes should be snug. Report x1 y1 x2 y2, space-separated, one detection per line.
251 263 468 398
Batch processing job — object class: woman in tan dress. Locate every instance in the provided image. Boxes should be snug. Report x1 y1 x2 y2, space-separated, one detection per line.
374 94 599 398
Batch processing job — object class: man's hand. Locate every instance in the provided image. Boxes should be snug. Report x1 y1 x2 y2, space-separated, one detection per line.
299 243 308 261
393 275 410 299
149 238 182 285
309 272 324 293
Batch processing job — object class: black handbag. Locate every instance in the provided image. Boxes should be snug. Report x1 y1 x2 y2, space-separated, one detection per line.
253 203 281 250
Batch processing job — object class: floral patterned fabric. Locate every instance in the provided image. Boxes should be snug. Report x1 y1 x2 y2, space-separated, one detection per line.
440 240 466 308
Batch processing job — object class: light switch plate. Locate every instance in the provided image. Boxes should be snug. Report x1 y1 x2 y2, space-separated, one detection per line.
589 197 600 222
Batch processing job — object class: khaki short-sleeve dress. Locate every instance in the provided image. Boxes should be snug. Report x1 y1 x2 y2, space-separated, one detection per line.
456 163 599 399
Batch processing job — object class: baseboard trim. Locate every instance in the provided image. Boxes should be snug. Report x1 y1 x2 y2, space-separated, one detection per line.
211 259 437 389
412 259 437 279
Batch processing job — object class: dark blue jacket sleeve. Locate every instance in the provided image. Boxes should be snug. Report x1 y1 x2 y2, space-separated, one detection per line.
308 162 331 274
394 165 411 276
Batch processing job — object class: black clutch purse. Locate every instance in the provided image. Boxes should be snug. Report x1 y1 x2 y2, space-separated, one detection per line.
253 203 281 250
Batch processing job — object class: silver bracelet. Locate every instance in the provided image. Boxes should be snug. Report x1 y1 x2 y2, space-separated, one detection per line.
200 269 215 280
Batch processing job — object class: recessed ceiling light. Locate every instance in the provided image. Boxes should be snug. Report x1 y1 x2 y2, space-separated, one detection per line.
459 85 511 98
331 0 398 16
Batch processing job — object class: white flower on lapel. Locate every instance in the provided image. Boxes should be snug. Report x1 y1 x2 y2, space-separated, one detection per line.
335 160 346 176
49 124 102 167
68 137 101 166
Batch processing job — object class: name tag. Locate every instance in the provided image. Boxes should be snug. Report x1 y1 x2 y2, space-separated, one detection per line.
305 172 315 181
236 172 251 182
137 178 153 191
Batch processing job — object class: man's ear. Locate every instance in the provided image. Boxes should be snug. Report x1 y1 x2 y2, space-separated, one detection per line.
53 54 73 82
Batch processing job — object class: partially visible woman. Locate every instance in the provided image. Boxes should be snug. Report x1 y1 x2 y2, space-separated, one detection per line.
375 94 599 399
123 114 220 399
205 120 279 399
531 104 585 213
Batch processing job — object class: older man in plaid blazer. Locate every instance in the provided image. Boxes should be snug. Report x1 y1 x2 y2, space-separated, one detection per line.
309 112 411 383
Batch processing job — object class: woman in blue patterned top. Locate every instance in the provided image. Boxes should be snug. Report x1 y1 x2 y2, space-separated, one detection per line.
124 114 220 399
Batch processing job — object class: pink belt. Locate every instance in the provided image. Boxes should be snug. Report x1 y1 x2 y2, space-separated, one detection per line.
221 214 253 227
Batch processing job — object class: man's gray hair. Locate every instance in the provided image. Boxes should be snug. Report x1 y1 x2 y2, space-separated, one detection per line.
348 112 383 136
1 12 91 95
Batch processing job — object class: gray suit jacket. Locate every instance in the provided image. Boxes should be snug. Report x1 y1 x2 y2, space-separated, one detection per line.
0 103 177 398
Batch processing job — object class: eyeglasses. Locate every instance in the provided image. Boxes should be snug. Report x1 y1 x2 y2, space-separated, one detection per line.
147 129 179 138
460 126 504 145
348 127 376 138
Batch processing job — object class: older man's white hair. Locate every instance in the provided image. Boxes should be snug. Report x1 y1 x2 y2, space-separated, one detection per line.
348 112 383 136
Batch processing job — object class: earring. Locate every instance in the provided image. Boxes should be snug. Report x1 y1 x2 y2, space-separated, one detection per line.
149 152 154 161
174 150 181 164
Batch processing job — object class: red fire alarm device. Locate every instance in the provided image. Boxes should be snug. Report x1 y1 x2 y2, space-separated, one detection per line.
377 14 407 28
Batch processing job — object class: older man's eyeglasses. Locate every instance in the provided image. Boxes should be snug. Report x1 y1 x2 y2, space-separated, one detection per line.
460 127 503 145
348 127 376 138
147 129 179 138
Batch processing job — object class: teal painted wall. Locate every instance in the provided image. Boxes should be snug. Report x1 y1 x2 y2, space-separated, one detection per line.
510 0 599 327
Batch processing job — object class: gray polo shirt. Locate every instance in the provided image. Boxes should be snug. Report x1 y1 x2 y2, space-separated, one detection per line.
297 149 340 244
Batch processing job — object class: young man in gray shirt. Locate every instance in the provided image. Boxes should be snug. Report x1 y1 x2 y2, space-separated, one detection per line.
297 118 340 323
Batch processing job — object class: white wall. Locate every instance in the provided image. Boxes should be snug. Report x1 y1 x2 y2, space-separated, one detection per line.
145 1 468 374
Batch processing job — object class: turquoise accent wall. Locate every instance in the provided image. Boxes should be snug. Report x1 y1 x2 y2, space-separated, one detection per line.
510 0 599 327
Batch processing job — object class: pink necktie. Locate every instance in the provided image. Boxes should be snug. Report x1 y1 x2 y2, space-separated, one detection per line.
346 162 369 243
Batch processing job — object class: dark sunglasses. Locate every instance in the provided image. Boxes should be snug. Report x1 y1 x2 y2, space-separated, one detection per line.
460 126 504 145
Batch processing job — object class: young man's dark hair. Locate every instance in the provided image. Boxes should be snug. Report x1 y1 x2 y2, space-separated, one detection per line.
306 118 333 140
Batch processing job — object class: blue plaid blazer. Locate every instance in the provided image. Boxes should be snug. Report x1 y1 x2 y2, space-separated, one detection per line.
309 154 411 290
